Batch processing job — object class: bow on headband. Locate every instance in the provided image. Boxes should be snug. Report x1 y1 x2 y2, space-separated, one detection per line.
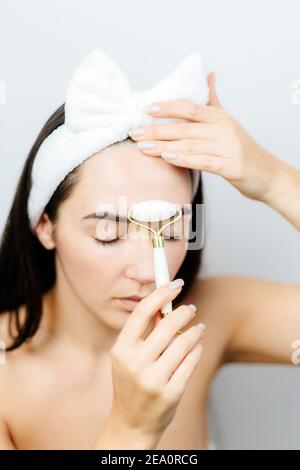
65 49 209 132
28 48 209 230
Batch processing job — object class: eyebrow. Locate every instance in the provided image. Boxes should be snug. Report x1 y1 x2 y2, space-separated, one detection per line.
83 205 191 222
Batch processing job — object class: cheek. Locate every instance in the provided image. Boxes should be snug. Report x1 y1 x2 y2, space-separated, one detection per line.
54 230 120 289
163 218 191 277
165 241 187 278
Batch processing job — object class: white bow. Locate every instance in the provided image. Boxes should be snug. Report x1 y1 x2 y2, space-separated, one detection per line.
65 48 209 133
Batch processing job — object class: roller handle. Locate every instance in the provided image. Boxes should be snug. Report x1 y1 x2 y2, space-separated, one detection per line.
153 246 172 315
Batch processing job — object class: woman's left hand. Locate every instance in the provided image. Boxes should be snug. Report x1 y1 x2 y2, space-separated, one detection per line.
128 72 280 203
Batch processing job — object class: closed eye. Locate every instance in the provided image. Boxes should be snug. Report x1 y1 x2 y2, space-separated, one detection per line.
94 236 181 246
94 238 121 246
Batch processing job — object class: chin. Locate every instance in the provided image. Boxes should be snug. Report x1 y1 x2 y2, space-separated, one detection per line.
92 303 130 328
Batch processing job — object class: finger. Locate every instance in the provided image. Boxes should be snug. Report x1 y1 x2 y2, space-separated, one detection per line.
151 325 205 386
152 309 162 329
165 342 203 399
161 152 227 175
142 304 197 362
118 281 184 346
137 138 223 158
144 99 224 123
128 122 215 142
207 71 222 108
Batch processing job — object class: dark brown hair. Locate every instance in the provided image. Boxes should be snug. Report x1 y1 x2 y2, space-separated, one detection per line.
0 104 204 352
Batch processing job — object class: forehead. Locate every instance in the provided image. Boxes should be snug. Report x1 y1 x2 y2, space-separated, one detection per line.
71 142 192 211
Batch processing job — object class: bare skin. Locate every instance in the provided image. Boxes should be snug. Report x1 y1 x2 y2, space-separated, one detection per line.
0 272 299 449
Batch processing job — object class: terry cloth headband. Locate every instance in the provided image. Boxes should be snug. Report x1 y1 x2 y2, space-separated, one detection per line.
27 49 209 230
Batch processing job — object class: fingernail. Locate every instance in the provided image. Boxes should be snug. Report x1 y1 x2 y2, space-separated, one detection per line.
169 278 185 290
196 323 206 331
128 127 145 137
143 104 161 114
161 152 178 161
188 304 197 313
137 141 156 150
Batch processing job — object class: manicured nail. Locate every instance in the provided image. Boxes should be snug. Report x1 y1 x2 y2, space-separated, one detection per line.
143 104 161 114
188 304 197 313
137 141 156 150
169 278 185 290
196 323 206 331
128 127 145 137
161 152 178 161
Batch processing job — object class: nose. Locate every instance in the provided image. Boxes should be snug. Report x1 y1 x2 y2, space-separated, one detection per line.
124 226 158 283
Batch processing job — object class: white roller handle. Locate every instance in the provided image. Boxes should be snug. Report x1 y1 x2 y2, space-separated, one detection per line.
153 246 172 315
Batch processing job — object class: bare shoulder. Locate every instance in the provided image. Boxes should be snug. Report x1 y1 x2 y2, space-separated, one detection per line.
185 274 253 320
0 311 16 369
0 310 29 415
0 310 18 393
0 312 17 449
183 275 249 367
189 274 300 364
189 273 299 315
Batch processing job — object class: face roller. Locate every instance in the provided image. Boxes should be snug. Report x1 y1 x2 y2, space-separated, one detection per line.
128 200 183 317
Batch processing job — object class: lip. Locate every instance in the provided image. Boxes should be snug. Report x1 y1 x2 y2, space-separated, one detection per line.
124 295 144 302
117 297 143 312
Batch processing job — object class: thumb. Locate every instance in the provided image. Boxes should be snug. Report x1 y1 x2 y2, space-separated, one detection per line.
207 71 222 108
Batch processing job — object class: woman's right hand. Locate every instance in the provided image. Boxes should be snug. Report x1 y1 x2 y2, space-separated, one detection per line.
108 278 205 447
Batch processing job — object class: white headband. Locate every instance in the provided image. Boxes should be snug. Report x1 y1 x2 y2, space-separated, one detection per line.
27 48 209 230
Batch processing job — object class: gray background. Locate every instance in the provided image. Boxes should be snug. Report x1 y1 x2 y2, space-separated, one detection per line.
0 0 299 449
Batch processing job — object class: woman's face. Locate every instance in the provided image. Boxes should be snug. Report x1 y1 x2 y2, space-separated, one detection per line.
43 142 193 330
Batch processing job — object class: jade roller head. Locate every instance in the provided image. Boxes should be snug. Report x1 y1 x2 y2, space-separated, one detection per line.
128 200 183 316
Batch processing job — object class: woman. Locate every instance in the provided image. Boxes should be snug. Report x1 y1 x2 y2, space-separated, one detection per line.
0 72 299 450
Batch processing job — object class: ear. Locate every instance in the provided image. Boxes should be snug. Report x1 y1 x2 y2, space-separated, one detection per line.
35 213 56 250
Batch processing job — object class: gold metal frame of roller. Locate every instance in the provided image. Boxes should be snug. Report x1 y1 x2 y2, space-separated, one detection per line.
127 207 184 335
